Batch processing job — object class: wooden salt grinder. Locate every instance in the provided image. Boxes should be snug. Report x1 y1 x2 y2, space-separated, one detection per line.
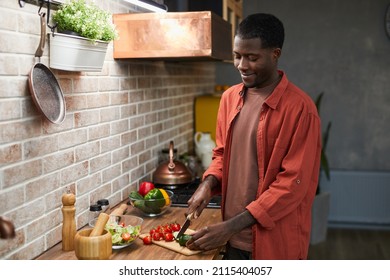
61 191 76 251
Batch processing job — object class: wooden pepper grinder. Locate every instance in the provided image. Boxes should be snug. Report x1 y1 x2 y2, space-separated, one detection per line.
61 190 76 251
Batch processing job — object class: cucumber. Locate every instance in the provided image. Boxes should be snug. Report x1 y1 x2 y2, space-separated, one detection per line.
129 191 144 200
177 234 192 246
133 199 161 214
129 190 162 214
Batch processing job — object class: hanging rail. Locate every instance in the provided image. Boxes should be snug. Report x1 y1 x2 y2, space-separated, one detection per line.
19 0 61 31
18 0 62 9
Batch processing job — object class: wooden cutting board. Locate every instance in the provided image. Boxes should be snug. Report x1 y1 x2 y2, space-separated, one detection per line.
139 229 201 256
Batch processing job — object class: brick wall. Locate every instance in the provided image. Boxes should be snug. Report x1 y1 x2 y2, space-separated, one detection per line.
0 0 215 259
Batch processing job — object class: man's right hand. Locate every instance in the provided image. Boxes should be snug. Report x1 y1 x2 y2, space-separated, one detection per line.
186 175 218 219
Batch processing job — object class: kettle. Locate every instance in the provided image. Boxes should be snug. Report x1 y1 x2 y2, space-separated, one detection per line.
153 141 193 188
194 132 216 169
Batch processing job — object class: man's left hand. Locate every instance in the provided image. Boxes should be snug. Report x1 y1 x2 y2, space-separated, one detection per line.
186 222 232 251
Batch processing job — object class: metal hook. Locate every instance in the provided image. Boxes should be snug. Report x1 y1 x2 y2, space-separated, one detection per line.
46 0 58 32
38 0 44 14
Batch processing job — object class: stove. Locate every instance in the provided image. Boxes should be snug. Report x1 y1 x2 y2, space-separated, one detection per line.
159 178 221 209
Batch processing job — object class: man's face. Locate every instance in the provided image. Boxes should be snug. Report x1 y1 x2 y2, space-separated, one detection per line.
233 36 280 88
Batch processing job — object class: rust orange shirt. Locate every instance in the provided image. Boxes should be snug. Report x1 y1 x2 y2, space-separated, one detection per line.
203 71 322 259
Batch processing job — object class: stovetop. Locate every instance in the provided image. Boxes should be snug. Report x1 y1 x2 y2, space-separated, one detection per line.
159 178 221 209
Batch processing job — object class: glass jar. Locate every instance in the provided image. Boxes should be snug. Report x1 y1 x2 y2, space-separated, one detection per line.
97 199 110 213
88 204 102 227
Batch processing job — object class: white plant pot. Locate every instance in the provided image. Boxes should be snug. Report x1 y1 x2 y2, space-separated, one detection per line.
49 32 109 72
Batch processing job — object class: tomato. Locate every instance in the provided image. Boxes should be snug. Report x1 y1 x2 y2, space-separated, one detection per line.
164 232 174 242
142 235 152 245
162 225 172 234
152 232 163 241
119 222 125 227
171 222 181 232
156 225 163 232
122 232 131 241
145 222 181 244
139 181 155 197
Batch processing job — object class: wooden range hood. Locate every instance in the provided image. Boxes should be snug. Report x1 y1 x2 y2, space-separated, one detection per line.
113 12 232 61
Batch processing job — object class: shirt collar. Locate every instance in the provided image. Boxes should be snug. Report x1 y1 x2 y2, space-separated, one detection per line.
237 70 288 110
264 70 288 110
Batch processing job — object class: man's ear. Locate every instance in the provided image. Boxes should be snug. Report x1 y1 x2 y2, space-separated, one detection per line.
273 48 282 59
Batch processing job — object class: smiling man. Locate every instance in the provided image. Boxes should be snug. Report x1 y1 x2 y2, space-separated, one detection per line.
186 13 322 260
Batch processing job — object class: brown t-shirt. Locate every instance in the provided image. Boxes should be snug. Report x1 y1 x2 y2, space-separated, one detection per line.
224 89 266 252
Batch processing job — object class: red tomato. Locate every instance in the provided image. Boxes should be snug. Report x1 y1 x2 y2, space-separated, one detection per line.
139 181 155 197
152 232 163 241
142 235 152 245
119 222 125 227
122 232 131 241
162 225 172 234
171 223 181 232
156 225 163 232
164 232 174 242
146 223 183 243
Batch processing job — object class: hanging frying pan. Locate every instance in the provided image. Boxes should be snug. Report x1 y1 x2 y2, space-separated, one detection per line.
28 12 65 124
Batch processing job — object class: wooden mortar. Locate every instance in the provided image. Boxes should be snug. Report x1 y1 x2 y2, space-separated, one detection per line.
74 229 112 260
74 213 112 260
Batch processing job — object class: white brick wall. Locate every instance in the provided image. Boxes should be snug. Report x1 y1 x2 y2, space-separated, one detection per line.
0 0 216 259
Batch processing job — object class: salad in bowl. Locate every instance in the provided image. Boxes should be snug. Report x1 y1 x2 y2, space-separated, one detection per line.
104 215 143 249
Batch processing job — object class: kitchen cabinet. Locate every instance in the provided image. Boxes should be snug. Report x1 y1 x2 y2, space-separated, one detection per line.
35 201 223 260
113 11 232 61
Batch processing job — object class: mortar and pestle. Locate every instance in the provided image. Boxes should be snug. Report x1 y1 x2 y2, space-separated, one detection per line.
74 212 112 260
110 203 128 216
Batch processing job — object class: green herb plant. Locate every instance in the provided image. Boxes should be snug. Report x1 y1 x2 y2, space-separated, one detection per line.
52 0 118 42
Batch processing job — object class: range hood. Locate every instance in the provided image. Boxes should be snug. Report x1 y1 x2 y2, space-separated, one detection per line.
112 12 232 61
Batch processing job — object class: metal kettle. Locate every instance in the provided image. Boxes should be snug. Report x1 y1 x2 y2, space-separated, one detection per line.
153 141 193 188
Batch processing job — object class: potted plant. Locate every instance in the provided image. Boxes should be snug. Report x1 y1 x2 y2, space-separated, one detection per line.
310 92 332 245
49 0 118 72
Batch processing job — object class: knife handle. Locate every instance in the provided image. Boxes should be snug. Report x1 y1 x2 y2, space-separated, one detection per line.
187 212 194 220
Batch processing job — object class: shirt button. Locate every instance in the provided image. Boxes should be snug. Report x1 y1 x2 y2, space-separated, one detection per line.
296 179 301 184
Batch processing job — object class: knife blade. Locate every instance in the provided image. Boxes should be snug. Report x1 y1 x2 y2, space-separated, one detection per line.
176 212 194 239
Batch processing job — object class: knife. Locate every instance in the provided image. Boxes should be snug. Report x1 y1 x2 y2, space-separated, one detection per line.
176 212 194 239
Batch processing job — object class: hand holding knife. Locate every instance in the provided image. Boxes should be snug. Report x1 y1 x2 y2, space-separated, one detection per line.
176 212 194 239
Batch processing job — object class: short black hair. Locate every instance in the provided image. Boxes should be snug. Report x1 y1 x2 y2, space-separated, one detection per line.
236 13 284 49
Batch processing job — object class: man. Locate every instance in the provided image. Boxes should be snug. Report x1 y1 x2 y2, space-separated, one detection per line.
186 13 322 260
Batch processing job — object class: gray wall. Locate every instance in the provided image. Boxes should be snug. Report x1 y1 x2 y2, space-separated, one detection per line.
216 0 390 172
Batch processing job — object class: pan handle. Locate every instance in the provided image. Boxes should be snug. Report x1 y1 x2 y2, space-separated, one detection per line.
35 12 46 58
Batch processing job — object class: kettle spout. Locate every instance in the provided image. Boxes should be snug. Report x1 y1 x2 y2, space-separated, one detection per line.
0 216 16 239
